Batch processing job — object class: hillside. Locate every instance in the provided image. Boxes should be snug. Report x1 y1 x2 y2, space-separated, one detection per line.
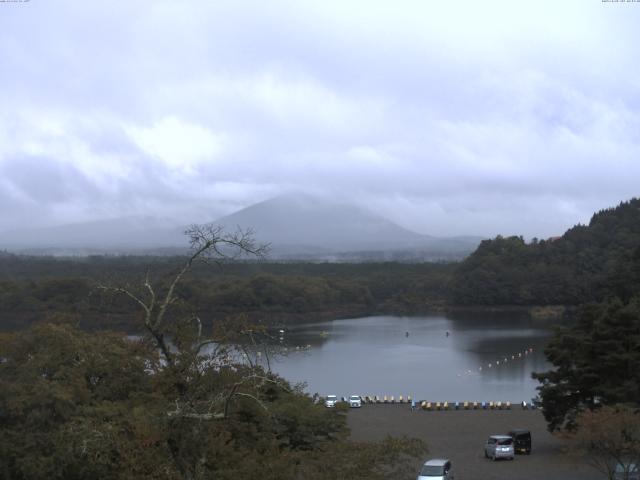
0 216 185 253
214 194 424 249
0 194 482 261
213 194 482 261
449 198 640 305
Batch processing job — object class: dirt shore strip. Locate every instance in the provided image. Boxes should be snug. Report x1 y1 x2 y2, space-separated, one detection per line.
347 405 601 480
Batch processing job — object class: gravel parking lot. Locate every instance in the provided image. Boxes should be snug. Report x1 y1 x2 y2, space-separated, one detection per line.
347 404 602 480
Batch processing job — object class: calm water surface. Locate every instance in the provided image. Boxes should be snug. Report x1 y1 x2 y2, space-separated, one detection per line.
269 314 553 403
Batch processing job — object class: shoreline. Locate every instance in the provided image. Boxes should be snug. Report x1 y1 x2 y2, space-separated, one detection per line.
0 303 573 333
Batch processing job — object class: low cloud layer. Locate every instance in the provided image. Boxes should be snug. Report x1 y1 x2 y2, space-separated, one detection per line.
1 1 639 237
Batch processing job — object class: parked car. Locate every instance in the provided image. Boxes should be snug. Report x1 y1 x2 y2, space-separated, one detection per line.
484 435 514 461
349 395 362 408
417 458 454 480
324 395 338 408
614 462 639 480
507 429 531 454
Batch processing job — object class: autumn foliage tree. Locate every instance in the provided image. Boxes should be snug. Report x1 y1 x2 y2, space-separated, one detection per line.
564 405 640 480
0 225 427 479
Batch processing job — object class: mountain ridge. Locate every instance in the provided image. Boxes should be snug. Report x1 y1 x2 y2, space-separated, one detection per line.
0 194 483 260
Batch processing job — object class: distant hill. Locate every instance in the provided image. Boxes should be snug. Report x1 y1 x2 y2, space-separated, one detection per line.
214 194 424 248
0 195 483 261
212 194 483 261
0 216 185 255
450 198 640 305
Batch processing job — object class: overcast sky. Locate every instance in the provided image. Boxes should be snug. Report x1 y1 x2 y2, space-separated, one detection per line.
1 0 639 238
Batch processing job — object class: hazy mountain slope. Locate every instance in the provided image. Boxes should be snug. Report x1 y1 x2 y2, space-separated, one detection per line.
0 195 483 260
213 194 426 249
213 194 483 259
0 216 185 251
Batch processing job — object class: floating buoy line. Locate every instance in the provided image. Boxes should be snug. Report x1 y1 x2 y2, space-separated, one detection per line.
456 347 535 378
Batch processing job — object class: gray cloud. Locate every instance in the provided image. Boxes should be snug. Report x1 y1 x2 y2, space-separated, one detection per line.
1 0 639 237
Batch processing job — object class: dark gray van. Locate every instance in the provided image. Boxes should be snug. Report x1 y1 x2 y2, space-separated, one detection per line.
508 429 531 454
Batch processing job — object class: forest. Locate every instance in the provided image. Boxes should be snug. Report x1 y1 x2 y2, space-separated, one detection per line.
450 198 640 306
1 225 428 479
0 255 453 331
2 199 640 478
2 199 640 334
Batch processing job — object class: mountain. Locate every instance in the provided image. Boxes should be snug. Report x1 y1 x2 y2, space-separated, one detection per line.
213 194 483 260
214 195 423 248
0 195 483 260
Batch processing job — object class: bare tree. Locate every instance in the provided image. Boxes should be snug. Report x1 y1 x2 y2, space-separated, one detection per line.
564 405 640 480
98 224 281 420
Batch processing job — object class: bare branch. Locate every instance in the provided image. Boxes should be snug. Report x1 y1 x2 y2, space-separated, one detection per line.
143 271 156 313
193 338 224 356
231 392 269 412
193 315 203 344
262 344 272 372
96 285 152 325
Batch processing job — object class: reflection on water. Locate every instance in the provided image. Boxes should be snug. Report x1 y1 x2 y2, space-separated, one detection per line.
269 314 553 402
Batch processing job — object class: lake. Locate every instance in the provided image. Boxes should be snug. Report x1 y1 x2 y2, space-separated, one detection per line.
268 313 554 403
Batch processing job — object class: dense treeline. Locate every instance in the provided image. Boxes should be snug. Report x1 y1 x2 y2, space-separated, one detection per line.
450 198 640 306
2 198 640 333
533 295 640 431
0 252 453 281
0 256 453 331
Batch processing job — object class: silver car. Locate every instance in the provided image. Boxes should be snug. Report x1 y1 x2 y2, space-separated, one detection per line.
324 395 338 408
484 435 514 461
417 458 454 480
